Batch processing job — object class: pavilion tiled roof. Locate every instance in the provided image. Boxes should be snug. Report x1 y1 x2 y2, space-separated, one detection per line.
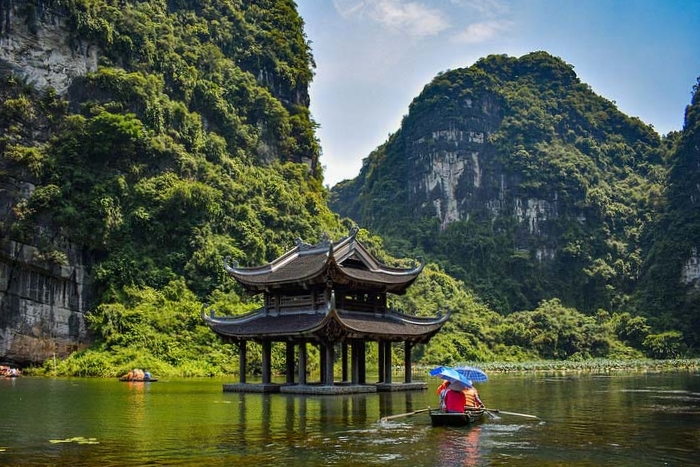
205 229 449 342
202 305 450 343
224 229 423 293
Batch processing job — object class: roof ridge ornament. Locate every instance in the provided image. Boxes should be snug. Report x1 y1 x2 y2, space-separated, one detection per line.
223 256 239 269
296 233 332 252
317 232 331 249
296 237 314 251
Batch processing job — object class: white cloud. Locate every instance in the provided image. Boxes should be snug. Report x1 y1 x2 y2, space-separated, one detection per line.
452 20 510 43
334 0 450 36
448 0 511 43
450 0 510 18
333 0 366 18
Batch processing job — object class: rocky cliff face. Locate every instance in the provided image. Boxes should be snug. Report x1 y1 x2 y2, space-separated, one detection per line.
682 248 700 289
0 2 94 365
407 95 502 229
1 177 91 365
0 1 99 95
403 91 559 259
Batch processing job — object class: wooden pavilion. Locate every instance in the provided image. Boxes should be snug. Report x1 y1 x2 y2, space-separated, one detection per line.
202 228 450 394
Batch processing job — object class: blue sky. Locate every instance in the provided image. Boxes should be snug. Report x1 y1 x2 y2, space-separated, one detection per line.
296 0 700 187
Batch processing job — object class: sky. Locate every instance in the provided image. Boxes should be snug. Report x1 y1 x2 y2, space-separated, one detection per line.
295 0 700 188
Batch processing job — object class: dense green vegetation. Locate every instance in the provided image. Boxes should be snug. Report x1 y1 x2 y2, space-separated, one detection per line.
333 52 665 314
2 3 698 376
2 0 344 375
332 52 700 353
635 78 700 345
4 0 341 291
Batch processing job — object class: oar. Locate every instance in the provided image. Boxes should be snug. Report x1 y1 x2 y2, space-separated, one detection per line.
484 408 539 419
379 407 431 422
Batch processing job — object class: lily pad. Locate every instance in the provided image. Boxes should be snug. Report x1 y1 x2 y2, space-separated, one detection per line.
49 437 99 445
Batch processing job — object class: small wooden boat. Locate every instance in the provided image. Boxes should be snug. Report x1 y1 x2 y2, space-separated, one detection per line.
1 366 21 378
119 377 157 382
429 408 485 427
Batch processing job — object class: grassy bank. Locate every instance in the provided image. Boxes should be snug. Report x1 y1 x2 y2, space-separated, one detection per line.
432 358 700 374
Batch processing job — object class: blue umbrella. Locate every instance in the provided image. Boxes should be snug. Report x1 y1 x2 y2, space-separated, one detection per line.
429 366 473 389
455 366 488 383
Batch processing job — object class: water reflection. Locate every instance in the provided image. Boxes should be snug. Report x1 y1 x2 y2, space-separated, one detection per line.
2 373 700 466
435 425 484 467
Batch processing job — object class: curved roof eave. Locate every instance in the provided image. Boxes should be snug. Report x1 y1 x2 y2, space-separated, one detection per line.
326 257 424 293
202 309 330 339
201 306 450 342
222 229 425 290
327 307 450 341
336 308 450 328
222 245 334 289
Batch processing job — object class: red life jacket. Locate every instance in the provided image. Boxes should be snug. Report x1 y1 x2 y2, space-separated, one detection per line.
442 389 467 413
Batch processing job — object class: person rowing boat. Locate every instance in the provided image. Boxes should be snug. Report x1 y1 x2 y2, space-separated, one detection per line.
436 379 485 412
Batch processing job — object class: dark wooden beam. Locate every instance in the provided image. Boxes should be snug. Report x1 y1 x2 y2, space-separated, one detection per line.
286 342 295 384
324 342 335 386
341 343 349 382
261 340 271 384
298 342 307 385
404 341 412 383
383 341 393 384
239 341 247 384
378 340 385 383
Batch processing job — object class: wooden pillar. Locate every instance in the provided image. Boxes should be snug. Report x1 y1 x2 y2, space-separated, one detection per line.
261 340 272 385
341 343 349 382
319 343 327 384
351 341 360 384
383 341 393 384
359 341 366 384
285 342 295 384
298 342 307 385
324 342 335 386
404 341 412 383
238 341 247 384
378 341 385 383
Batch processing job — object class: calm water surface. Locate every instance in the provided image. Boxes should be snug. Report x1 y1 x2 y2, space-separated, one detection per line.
2 371 699 466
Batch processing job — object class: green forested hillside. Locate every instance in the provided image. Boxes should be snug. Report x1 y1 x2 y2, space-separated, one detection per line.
2 0 345 375
2 3 696 375
5 0 339 295
331 53 669 320
635 79 700 345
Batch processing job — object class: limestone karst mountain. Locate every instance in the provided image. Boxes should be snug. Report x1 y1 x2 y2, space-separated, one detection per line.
331 52 668 316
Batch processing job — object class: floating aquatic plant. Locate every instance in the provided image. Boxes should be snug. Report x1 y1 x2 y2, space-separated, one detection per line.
49 437 99 445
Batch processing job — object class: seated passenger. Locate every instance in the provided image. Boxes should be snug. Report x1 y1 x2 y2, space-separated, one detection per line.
441 382 467 413
464 386 485 409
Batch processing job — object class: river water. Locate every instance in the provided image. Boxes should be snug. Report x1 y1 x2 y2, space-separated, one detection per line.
2 371 699 466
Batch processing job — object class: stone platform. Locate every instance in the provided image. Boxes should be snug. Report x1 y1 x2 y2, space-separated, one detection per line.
281 384 377 395
375 382 427 392
222 381 428 395
223 383 282 393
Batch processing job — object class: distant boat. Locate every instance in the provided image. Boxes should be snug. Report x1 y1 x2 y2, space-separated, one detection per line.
1 366 21 378
429 408 485 427
118 376 157 382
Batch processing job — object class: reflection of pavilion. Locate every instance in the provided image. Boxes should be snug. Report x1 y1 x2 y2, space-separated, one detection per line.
203 228 450 394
